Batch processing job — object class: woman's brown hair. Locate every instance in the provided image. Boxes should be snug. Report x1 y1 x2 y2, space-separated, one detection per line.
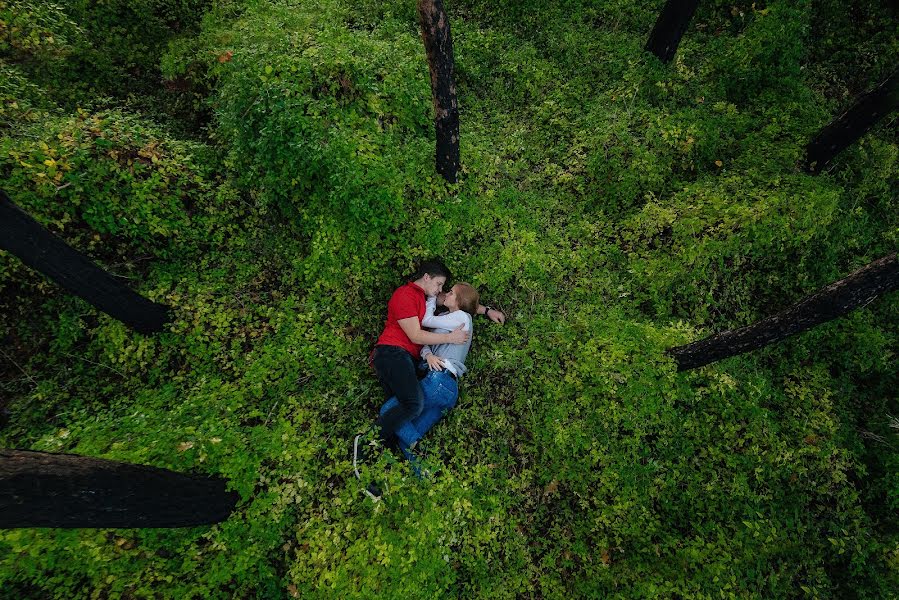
454 283 480 316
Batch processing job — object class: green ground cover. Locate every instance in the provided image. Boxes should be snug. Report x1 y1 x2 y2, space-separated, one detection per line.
1 0 897 597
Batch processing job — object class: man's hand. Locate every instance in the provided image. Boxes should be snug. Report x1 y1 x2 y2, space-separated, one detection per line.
446 324 470 344
426 354 446 371
486 308 506 324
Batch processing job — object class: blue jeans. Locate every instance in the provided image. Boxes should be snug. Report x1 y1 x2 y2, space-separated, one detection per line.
378 369 458 473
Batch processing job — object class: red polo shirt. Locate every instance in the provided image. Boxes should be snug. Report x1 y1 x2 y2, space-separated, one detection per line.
375 281 426 356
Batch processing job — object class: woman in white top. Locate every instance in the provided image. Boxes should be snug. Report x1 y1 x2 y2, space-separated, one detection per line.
378 283 480 475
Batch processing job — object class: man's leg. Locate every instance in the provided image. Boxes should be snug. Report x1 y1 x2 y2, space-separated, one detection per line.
372 346 424 443
378 397 419 450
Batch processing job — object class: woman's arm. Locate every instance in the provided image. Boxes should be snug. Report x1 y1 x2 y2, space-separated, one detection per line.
476 303 506 324
424 353 446 371
422 306 470 331
421 342 448 371
423 296 437 321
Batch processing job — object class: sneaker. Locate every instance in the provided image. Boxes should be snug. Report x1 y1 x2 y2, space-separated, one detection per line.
352 429 387 502
352 430 374 480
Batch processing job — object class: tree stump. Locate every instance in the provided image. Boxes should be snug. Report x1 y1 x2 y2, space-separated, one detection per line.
418 0 460 183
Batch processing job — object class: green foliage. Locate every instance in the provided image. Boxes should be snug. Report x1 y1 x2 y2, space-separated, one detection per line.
162 0 441 285
1 0 897 598
0 60 55 130
697 1 811 103
0 107 244 318
0 0 84 60
0 0 214 136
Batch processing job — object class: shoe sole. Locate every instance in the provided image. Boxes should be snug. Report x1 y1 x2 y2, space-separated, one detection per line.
354 434 384 502
353 434 363 480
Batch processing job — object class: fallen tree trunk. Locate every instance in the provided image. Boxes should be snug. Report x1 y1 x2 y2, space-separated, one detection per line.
0 189 170 334
0 449 239 528
418 0 460 183
668 254 899 371
804 68 899 174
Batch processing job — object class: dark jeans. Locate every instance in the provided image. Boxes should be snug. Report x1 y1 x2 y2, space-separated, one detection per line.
372 345 424 442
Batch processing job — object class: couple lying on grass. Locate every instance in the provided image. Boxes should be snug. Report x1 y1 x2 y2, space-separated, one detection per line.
353 259 505 501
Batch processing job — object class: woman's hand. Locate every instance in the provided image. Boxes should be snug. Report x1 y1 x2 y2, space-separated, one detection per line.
426 354 445 371
477 303 507 324
486 308 506 324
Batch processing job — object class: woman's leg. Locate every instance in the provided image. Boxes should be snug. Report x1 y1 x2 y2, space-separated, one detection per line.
397 371 458 479
371 346 424 444
408 371 458 445
378 368 455 450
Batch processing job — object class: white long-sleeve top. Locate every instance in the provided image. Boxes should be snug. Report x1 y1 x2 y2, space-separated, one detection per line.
420 296 473 377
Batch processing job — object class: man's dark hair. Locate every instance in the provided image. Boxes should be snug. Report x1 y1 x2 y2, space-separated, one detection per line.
410 258 451 282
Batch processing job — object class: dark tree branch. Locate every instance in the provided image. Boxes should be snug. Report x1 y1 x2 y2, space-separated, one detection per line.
805 68 899 174
418 0 460 183
0 189 170 334
668 254 899 371
0 449 239 528
645 0 701 63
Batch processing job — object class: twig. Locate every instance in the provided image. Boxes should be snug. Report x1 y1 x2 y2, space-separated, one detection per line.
857 428 889 446
108 256 154 269
624 84 640 119
0 348 37 386
242 93 262 118
264 400 280 426
888 414 899 432
60 351 126 377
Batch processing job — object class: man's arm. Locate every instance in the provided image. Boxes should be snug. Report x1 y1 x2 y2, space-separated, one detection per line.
476 303 506 324
398 316 469 346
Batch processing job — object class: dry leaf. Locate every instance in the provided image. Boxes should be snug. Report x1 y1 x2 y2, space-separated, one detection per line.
543 479 559 496
218 51 233 63
177 441 194 452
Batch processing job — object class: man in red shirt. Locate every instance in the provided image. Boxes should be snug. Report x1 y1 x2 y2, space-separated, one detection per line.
354 259 506 500
371 260 468 445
